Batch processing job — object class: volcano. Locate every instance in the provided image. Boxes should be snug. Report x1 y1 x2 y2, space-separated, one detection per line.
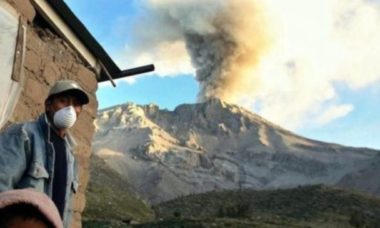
93 99 379 204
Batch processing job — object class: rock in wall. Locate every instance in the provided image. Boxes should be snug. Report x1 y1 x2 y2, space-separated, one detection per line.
4 1 98 227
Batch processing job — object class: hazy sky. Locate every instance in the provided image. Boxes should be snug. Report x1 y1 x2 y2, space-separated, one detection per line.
65 0 380 149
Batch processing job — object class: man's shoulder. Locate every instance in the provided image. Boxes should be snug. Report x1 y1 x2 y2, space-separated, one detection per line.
1 122 27 135
1 117 43 137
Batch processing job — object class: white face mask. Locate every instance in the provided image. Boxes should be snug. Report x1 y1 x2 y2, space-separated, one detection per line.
53 106 77 129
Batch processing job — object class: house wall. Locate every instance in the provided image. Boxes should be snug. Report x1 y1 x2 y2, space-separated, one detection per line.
4 1 98 227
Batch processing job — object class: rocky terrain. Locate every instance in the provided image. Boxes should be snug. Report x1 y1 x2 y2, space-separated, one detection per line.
337 152 380 195
93 99 380 204
83 154 154 224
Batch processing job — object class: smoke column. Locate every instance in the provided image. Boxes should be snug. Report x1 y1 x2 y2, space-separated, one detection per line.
131 0 273 103
183 1 272 102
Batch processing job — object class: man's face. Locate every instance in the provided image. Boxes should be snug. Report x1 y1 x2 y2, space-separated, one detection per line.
46 94 83 118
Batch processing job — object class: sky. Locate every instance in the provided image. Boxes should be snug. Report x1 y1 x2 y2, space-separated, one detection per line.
65 0 380 150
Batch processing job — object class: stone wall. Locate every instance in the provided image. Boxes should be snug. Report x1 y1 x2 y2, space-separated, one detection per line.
4 1 98 227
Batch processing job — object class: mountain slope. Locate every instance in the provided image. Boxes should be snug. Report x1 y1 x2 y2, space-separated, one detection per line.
84 154 154 223
93 99 379 204
337 153 380 195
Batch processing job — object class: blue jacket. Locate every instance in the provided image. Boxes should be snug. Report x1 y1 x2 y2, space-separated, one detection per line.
0 114 78 227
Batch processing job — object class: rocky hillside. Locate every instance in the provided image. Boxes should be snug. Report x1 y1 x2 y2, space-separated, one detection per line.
83 154 154 225
93 99 380 204
337 152 380 195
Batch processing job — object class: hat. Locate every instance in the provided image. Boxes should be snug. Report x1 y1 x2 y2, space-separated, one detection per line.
48 80 89 105
0 189 63 228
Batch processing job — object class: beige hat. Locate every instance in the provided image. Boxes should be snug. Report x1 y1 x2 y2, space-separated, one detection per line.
0 189 63 228
48 80 89 105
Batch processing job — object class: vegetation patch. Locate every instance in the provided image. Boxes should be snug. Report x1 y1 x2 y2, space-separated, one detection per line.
152 185 380 228
84 157 380 228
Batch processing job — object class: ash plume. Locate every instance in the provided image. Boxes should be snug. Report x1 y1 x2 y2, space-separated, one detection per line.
122 0 380 129
131 0 273 103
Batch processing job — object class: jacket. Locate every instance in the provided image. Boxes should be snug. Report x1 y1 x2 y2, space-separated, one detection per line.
0 114 78 227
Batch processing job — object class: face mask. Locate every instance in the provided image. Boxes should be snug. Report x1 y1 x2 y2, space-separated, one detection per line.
53 106 77 129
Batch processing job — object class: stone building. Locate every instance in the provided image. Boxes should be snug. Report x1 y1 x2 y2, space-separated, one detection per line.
0 0 153 227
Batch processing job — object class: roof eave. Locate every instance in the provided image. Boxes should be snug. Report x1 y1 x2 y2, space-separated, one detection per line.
32 0 154 83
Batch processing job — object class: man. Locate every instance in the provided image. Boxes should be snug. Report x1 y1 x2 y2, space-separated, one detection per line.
0 80 89 227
